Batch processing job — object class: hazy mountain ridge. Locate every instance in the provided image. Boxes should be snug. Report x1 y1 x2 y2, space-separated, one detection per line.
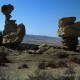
22 34 62 46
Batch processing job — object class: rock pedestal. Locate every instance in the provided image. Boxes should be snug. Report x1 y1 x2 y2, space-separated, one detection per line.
58 17 80 51
1 4 25 49
62 37 78 51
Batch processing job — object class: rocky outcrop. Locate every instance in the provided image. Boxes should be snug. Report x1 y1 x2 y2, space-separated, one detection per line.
0 32 3 46
28 44 50 54
58 17 80 51
1 4 25 48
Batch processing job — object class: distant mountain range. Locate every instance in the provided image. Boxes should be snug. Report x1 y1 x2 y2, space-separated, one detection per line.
22 34 62 46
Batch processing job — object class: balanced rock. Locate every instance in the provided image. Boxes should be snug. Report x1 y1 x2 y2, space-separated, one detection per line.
1 4 14 15
58 17 80 37
58 17 80 51
1 4 25 48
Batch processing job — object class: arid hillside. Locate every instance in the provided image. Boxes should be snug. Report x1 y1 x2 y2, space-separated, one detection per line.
23 34 62 46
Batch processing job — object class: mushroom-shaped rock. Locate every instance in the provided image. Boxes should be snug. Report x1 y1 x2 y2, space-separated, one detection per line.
59 17 76 27
58 17 80 51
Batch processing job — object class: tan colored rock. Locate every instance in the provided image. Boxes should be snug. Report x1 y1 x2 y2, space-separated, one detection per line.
17 23 25 36
1 4 25 47
70 22 80 30
36 44 50 54
58 26 80 37
3 32 17 44
28 50 35 54
38 44 47 48
14 24 25 42
59 17 76 27
3 24 25 44
58 16 80 51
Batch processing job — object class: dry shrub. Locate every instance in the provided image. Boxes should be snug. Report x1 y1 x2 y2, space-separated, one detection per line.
0 51 9 66
38 60 47 69
56 60 68 68
46 60 57 68
54 51 69 59
26 70 57 80
68 55 80 64
26 69 76 80
18 64 28 69
61 67 76 80
47 60 67 68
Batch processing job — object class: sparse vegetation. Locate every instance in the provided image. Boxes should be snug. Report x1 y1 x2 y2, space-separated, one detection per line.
60 67 76 80
0 51 8 66
46 60 56 68
26 70 56 80
0 44 80 80
54 51 69 59
38 61 47 69
46 60 67 68
18 64 28 69
68 55 80 64
26 68 77 80
56 59 68 68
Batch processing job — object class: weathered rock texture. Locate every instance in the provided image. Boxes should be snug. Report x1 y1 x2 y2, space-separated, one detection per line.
58 17 80 51
1 4 25 48
0 32 3 46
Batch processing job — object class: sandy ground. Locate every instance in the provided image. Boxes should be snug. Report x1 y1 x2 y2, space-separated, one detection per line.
0 46 80 80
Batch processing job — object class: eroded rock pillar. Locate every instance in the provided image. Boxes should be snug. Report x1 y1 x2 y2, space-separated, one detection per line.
58 17 80 51
1 4 25 49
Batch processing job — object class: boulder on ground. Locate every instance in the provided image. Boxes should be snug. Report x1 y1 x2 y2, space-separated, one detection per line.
36 44 50 54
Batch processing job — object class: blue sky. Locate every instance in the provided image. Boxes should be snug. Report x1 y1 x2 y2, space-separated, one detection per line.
0 0 80 37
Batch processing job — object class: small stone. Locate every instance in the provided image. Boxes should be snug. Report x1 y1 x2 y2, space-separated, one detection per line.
28 50 36 54
38 44 47 48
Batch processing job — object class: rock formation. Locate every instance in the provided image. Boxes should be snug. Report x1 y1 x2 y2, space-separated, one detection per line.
58 17 80 51
0 31 3 45
1 4 25 48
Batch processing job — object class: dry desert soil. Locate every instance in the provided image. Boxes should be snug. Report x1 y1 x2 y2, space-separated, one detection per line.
0 43 80 80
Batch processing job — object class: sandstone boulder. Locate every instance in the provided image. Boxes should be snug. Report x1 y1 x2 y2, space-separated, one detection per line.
36 44 50 54
59 17 76 27
58 26 80 37
3 24 25 44
70 22 80 30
